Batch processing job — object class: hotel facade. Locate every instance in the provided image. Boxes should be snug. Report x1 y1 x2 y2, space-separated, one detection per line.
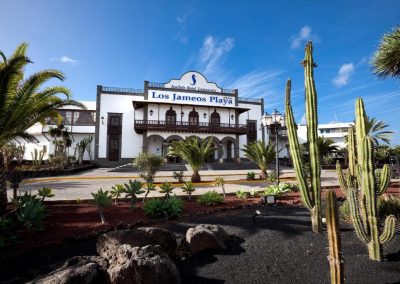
94 71 266 166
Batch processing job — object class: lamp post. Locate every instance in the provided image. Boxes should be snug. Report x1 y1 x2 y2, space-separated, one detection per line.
261 109 286 186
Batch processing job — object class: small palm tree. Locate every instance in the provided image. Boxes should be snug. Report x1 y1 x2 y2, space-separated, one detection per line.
373 26 400 80
242 140 276 179
214 176 226 197
0 43 85 213
365 116 393 145
181 181 196 200
123 179 144 210
167 137 216 182
159 181 174 199
110 184 125 205
91 189 112 224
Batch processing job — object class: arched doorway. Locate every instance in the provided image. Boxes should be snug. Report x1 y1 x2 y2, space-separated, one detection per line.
165 135 183 164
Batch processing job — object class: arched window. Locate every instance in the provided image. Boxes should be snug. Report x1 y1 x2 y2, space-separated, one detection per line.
189 108 199 126
166 107 176 125
210 109 220 127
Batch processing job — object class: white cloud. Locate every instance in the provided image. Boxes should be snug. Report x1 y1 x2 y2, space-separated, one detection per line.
332 63 355 87
199 36 234 75
176 15 188 44
51 55 79 65
290 26 319 49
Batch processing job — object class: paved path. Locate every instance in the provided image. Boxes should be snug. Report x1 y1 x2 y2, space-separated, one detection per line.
11 168 342 200
6 167 343 201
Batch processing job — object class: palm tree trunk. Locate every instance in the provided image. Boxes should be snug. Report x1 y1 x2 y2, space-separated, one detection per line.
0 153 8 214
191 171 201 182
260 169 267 180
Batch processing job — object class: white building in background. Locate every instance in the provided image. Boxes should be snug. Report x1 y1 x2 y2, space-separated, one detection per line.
297 122 353 148
16 101 96 161
94 71 266 166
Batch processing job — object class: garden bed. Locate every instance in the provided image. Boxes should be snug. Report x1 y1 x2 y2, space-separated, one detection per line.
9 163 96 179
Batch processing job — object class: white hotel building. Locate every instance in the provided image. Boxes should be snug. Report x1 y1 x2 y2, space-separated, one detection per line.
94 71 266 167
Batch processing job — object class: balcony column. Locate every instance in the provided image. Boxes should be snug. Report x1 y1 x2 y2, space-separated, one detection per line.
142 131 148 153
234 135 241 164
218 142 223 164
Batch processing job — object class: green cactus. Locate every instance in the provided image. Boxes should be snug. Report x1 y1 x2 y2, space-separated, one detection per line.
285 41 322 233
338 97 395 261
326 190 344 284
31 147 46 170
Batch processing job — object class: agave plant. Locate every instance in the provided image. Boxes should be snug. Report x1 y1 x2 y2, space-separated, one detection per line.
159 181 174 199
37 187 55 201
13 192 47 230
143 182 156 202
214 176 226 198
181 181 196 200
91 189 112 224
123 179 144 210
110 183 125 205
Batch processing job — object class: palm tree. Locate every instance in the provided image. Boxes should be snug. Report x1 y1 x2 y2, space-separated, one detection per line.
317 137 339 161
241 140 275 179
365 116 393 145
373 26 400 79
0 43 85 213
167 137 216 182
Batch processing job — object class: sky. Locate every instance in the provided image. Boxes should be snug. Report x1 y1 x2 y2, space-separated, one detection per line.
1 0 400 144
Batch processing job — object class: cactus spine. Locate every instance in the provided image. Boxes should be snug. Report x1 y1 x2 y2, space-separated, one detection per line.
285 41 322 233
326 190 343 284
337 97 395 261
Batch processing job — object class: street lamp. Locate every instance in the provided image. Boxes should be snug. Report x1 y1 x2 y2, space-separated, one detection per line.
261 109 286 186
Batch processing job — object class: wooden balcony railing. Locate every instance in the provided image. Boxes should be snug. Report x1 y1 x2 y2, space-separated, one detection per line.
134 120 248 135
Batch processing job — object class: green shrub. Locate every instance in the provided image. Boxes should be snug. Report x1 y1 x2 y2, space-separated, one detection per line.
159 181 174 198
134 152 164 181
198 191 223 206
182 181 196 200
91 189 113 224
268 170 278 182
236 189 248 199
246 171 256 180
263 182 294 198
378 195 400 219
173 171 185 183
13 192 47 230
37 187 55 201
143 196 183 219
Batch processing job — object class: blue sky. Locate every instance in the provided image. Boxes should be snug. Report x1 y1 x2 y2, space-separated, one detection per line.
2 0 399 144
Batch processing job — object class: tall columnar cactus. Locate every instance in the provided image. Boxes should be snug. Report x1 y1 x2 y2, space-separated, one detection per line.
285 41 322 233
337 97 396 261
326 190 344 284
31 147 46 170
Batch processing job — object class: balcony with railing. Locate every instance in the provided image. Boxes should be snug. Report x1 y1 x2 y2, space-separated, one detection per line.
134 120 248 135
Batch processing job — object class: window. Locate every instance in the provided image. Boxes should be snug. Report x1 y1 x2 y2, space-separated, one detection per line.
166 107 176 125
110 116 121 126
189 108 199 126
247 121 257 143
210 109 220 126
65 111 72 124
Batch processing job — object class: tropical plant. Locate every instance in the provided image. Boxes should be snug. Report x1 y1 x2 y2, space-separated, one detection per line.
326 190 344 284
31 147 46 170
285 41 322 233
48 124 73 156
173 171 185 183
364 116 393 145
214 176 226 197
134 152 164 182
375 145 390 164
143 182 156 202
268 170 278 183
123 179 144 210
372 26 400 80
75 136 93 165
263 183 293 198
143 196 183 219
110 184 125 205
13 192 47 230
246 171 256 180
37 187 54 201
181 181 195 200
159 181 174 199
167 137 216 182
336 98 395 261
0 43 85 213
241 140 275 180
198 191 223 206
91 189 112 224
236 189 248 199
378 195 400 220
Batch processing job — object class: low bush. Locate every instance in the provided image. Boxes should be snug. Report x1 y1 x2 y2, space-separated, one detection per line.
268 170 278 182
182 181 196 200
236 189 248 199
143 196 183 219
263 182 294 198
198 191 224 206
246 171 256 180
173 171 185 183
